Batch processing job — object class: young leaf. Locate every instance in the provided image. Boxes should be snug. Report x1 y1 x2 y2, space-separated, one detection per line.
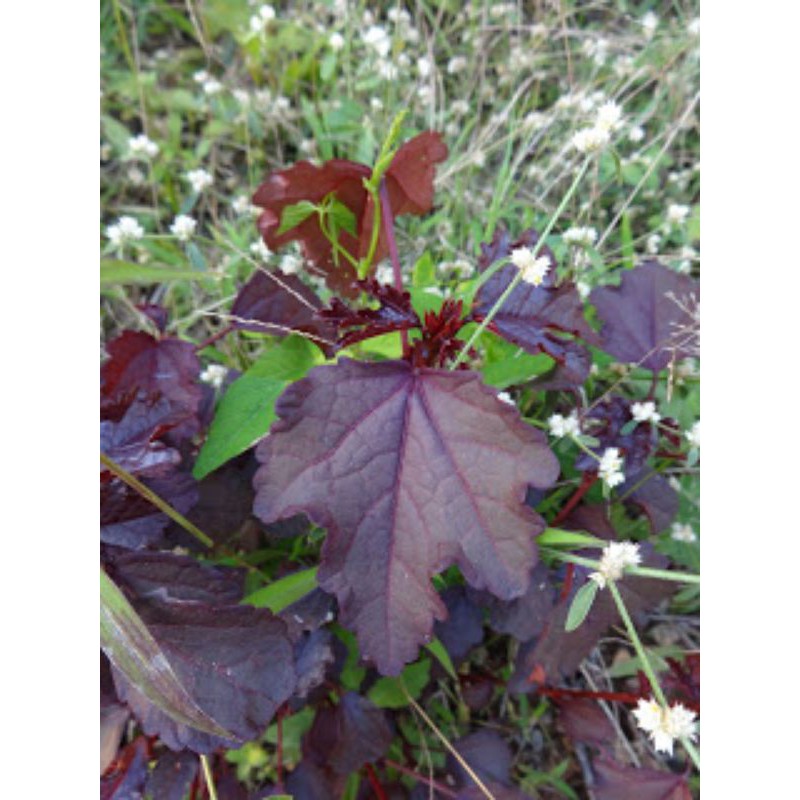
367 659 431 708
277 200 318 235
244 566 320 613
253 358 560 675
565 579 599 631
101 260 214 286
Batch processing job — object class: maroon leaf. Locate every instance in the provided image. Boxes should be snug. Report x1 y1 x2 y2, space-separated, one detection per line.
592 755 692 800
252 132 447 297
108 553 296 753
294 629 336 699
286 760 343 800
509 547 674 690
101 736 150 800
448 731 533 800
622 470 680 534
145 750 199 800
253 359 559 674
100 703 130 775
230 269 337 355
304 693 394 775
433 587 485 664
473 227 597 386
101 330 202 434
662 653 700 712
556 697 616 751
590 261 699 372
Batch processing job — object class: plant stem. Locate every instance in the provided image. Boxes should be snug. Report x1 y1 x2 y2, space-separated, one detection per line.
402 683 497 800
607 580 700 771
449 157 590 369
100 453 214 548
542 549 700 584
199 755 218 800
379 181 410 357
551 472 598 526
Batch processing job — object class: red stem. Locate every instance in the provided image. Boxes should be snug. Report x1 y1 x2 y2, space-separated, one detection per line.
194 324 234 352
537 684 645 705
551 471 599 527
379 181 410 358
364 763 389 800
383 759 458 798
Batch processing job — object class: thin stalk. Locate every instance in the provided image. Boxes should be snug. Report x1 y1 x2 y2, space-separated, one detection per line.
450 158 591 369
379 181 410 357
607 580 700 771
100 453 214 548
402 683 497 800
542 549 700 585
199 755 219 800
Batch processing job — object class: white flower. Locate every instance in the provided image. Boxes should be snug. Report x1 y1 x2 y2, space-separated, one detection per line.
510 247 550 286
362 25 391 57
688 17 700 36
598 447 625 488
279 253 302 275
106 216 144 247
250 240 272 260
685 420 700 448
249 4 275 32
548 411 581 438
572 126 611 154
232 195 258 216
202 79 223 96
646 232 662 254
417 56 432 78
128 133 159 159
633 698 698 755
590 541 641 588
186 168 213 193
631 400 661 424
370 97 384 112
666 203 690 227
451 99 470 116
628 125 645 143
170 215 197 242
563 226 598 248
671 523 697 543
375 263 394 284
497 391 515 406
378 60 399 80
641 11 659 37
329 32 345 50
273 95 291 113
233 89 251 107
200 364 228 389
595 101 623 133
577 281 591 299
193 69 209 84
447 55 468 74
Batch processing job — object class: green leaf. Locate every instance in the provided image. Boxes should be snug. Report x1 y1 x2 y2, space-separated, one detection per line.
538 528 605 549
424 637 458 681
100 568 234 740
320 51 337 82
606 646 685 678
368 659 431 709
193 336 322 479
482 351 553 389
328 198 357 237
565 579 600 632
277 200 318 235
244 567 319 613
101 259 214 286
412 252 436 288
620 212 634 270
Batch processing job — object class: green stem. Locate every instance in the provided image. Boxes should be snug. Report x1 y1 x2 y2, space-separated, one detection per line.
542 550 700 584
100 452 214 548
607 580 701 771
359 183 382 279
450 158 591 369
200 755 219 800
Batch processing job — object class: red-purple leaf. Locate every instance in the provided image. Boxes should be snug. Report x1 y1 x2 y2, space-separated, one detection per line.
622 470 680 534
448 731 533 800
433 587 485 664
253 359 559 675
592 755 692 800
145 750 199 800
590 261 699 372
100 736 150 800
556 697 616 752
304 693 394 774
230 269 337 355
252 132 447 297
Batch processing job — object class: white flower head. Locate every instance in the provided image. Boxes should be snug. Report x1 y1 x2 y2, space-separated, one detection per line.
193 69 209 84
633 698 698 755
417 56 432 78
510 247 550 287
370 97 384 112
686 420 700 448
232 195 258 216
589 540 641 588
329 32 345 50
106 216 144 247
375 262 394 285
249 4 276 32
577 281 591 299
447 55 468 74
451 99 470 116
646 232 662 255
202 79 223 96
186 168 213 193
595 101 623 133
128 133 159 159
170 214 197 242
497 391 515 406
563 226 598 248
572 125 611 154
250 240 272 260
628 125 645 143
641 11 659 37
362 25 391 57
671 522 697 543
279 253 302 275
631 400 661 424
666 203 691 227
200 364 228 389
548 411 581 438
598 446 625 488
688 17 700 36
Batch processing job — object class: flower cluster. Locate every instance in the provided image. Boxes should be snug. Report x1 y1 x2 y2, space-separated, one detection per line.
170 215 197 242
105 216 144 248
510 246 550 286
562 226 598 248
685 420 700 448
572 101 623 154
671 522 697 543
632 698 698 755
186 169 213 194
199 364 228 389
598 446 625 488
128 133 159 159
548 411 581 438
589 541 641 589
630 400 661 424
